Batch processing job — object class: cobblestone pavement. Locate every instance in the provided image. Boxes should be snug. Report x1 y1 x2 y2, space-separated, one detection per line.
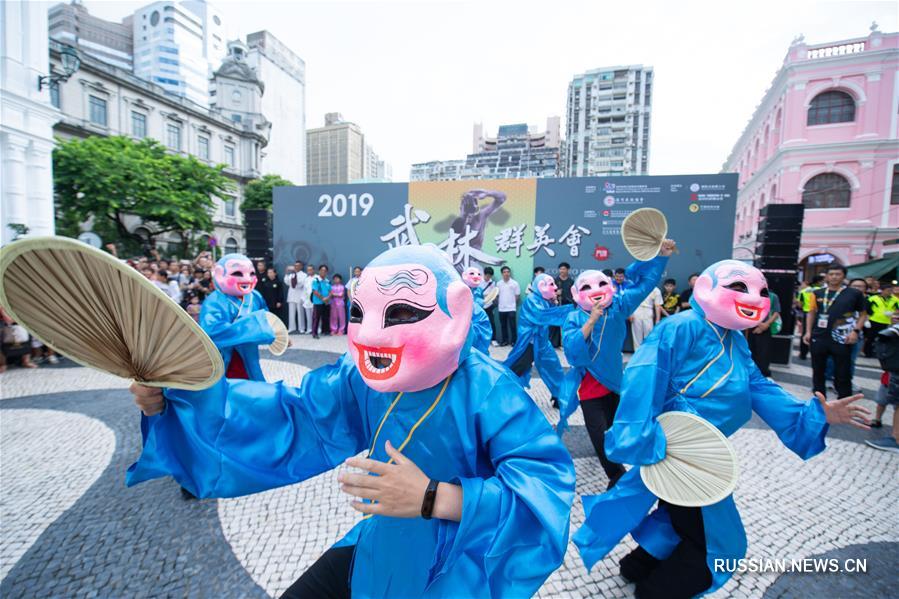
1 333 896 598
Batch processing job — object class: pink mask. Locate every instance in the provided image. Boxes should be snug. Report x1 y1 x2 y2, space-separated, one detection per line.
213 254 257 298
462 266 483 289
534 274 558 301
347 247 472 393
573 270 616 310
693 260 771 330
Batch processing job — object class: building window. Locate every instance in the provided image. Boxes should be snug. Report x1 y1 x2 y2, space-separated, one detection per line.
807 90 855 125
166 122 181 150
224 145 235 167
131 111 147 139
891 164 899 205
198 135 210 160
802 173 851 209
50 81 60 108
89 95 107 126
224 237 238 253
224 197 236 217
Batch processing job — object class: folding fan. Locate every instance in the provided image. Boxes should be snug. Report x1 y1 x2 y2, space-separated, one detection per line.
640 411 739 507
0 236 223 390
264 311 289 356
621 208 669 261
483 286 499 307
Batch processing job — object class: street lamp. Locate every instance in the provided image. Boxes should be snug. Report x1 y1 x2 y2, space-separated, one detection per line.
38 45 81 91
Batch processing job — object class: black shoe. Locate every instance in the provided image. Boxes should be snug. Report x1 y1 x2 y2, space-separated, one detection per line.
619 546 661 583
180 487 197 500
870 419 883 428
312 334 319 339
551 397 560 409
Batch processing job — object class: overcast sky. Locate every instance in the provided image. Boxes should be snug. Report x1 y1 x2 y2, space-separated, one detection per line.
82 0 897 181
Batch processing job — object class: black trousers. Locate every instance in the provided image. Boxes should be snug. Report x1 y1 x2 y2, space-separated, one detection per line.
629 503 713 599
865 321 888 357
748 329 772 377
810 334 853 398
484 305 498 341
509 343 534 379
581 394 626 485
282 545 353 599
499 311 517 345
312 304 328 336
549 325 561 348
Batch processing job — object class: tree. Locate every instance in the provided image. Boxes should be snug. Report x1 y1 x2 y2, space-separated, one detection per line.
53 136 234 253
241 173 294 214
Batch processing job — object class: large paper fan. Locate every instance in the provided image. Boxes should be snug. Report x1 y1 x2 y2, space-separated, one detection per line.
264 312 289 356
621 208 668 261
0 236 223 390
640 411 739 507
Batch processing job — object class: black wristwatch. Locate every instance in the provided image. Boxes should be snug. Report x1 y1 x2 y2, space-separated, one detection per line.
421 479 440 520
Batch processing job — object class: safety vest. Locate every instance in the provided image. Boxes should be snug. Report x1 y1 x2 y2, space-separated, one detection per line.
799 286 818 313
868 295 899 325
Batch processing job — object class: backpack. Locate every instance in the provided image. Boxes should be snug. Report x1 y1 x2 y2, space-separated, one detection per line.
874 325 899 372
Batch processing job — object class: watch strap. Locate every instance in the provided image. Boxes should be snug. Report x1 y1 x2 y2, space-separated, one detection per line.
420 479 439 520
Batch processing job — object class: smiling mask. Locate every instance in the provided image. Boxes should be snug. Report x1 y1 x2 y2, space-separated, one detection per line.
573 270 616 310
533 274 558 301
693 260 771 330
462 266 483 289
348 245 472 393
213 254 257 298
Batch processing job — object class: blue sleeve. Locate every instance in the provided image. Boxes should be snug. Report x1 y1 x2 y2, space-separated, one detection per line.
522 294 575 327
743 343 828 459
617 256 669 316
200 298 275 349
605 317 689 465
471 304 493 353
428 377 576 597
126 353 370 498
562 310 594 369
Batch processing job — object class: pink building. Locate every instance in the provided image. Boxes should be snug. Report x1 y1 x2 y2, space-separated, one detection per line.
724 26 899 281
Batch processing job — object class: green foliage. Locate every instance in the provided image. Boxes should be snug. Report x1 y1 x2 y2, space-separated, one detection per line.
242 173 293 214
53 136 234 253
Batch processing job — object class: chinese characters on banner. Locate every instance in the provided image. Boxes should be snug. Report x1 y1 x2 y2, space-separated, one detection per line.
381 204 591 268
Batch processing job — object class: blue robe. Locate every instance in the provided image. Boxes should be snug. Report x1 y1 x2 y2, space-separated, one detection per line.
199 289 275 381
472 286 484 307
502 293 574 398
572 298 829 594
126 341 575 598
558 257 668 431
471 302 493 355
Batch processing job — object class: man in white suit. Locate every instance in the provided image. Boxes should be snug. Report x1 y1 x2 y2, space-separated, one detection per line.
284 261 308 333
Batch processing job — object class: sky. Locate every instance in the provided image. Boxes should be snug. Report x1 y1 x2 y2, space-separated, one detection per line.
80 0 898 181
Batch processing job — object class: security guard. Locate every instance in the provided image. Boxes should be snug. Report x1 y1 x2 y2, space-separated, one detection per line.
866 282 898 357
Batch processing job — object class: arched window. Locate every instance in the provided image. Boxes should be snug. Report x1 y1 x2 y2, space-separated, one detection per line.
225 237 239 253
802 173 851 208
807 91 855 125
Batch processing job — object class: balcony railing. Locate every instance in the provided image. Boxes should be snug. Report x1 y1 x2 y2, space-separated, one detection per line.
806 41 865 60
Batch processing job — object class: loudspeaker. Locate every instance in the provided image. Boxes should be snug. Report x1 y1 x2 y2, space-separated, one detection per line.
756 229 801 244
756 255 799 270
245 209 272 263
754 204 804 273
760 204 804 218
770 336 793 365
756 240 802 257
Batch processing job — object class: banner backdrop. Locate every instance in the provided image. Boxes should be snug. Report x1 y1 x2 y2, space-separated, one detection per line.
273 174 738 293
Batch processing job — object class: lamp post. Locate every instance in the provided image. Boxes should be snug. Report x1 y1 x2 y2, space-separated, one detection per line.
38 44 80 91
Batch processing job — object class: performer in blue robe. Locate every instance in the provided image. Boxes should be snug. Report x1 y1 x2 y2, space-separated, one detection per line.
462 266 493 355
502 273 574 401
128 245 575 599
572 260 870 598
559 245 673 488
203 253 275 381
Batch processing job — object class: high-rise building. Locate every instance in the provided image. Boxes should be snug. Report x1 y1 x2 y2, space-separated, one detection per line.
2 0 61 244
306 113 390 185
131 1 226 105
245 30 306 184
411 119 560 181
564 65 653 177
49 1 134 70
724 27 899 277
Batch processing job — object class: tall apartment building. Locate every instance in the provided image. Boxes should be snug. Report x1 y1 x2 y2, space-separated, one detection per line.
411 119 560 181
48 1 134 70
245 31 306 184
564 65 653 177
306 113 390 184
131 0 226 105
724 28 899 277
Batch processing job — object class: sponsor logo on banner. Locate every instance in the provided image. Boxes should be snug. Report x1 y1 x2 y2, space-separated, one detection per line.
593 245 610 261
603 195 615 207
604 182 616 193
689 203 700 213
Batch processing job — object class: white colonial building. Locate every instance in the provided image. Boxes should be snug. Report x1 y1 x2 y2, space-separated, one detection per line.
50 38 270 254
1 0 61 245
